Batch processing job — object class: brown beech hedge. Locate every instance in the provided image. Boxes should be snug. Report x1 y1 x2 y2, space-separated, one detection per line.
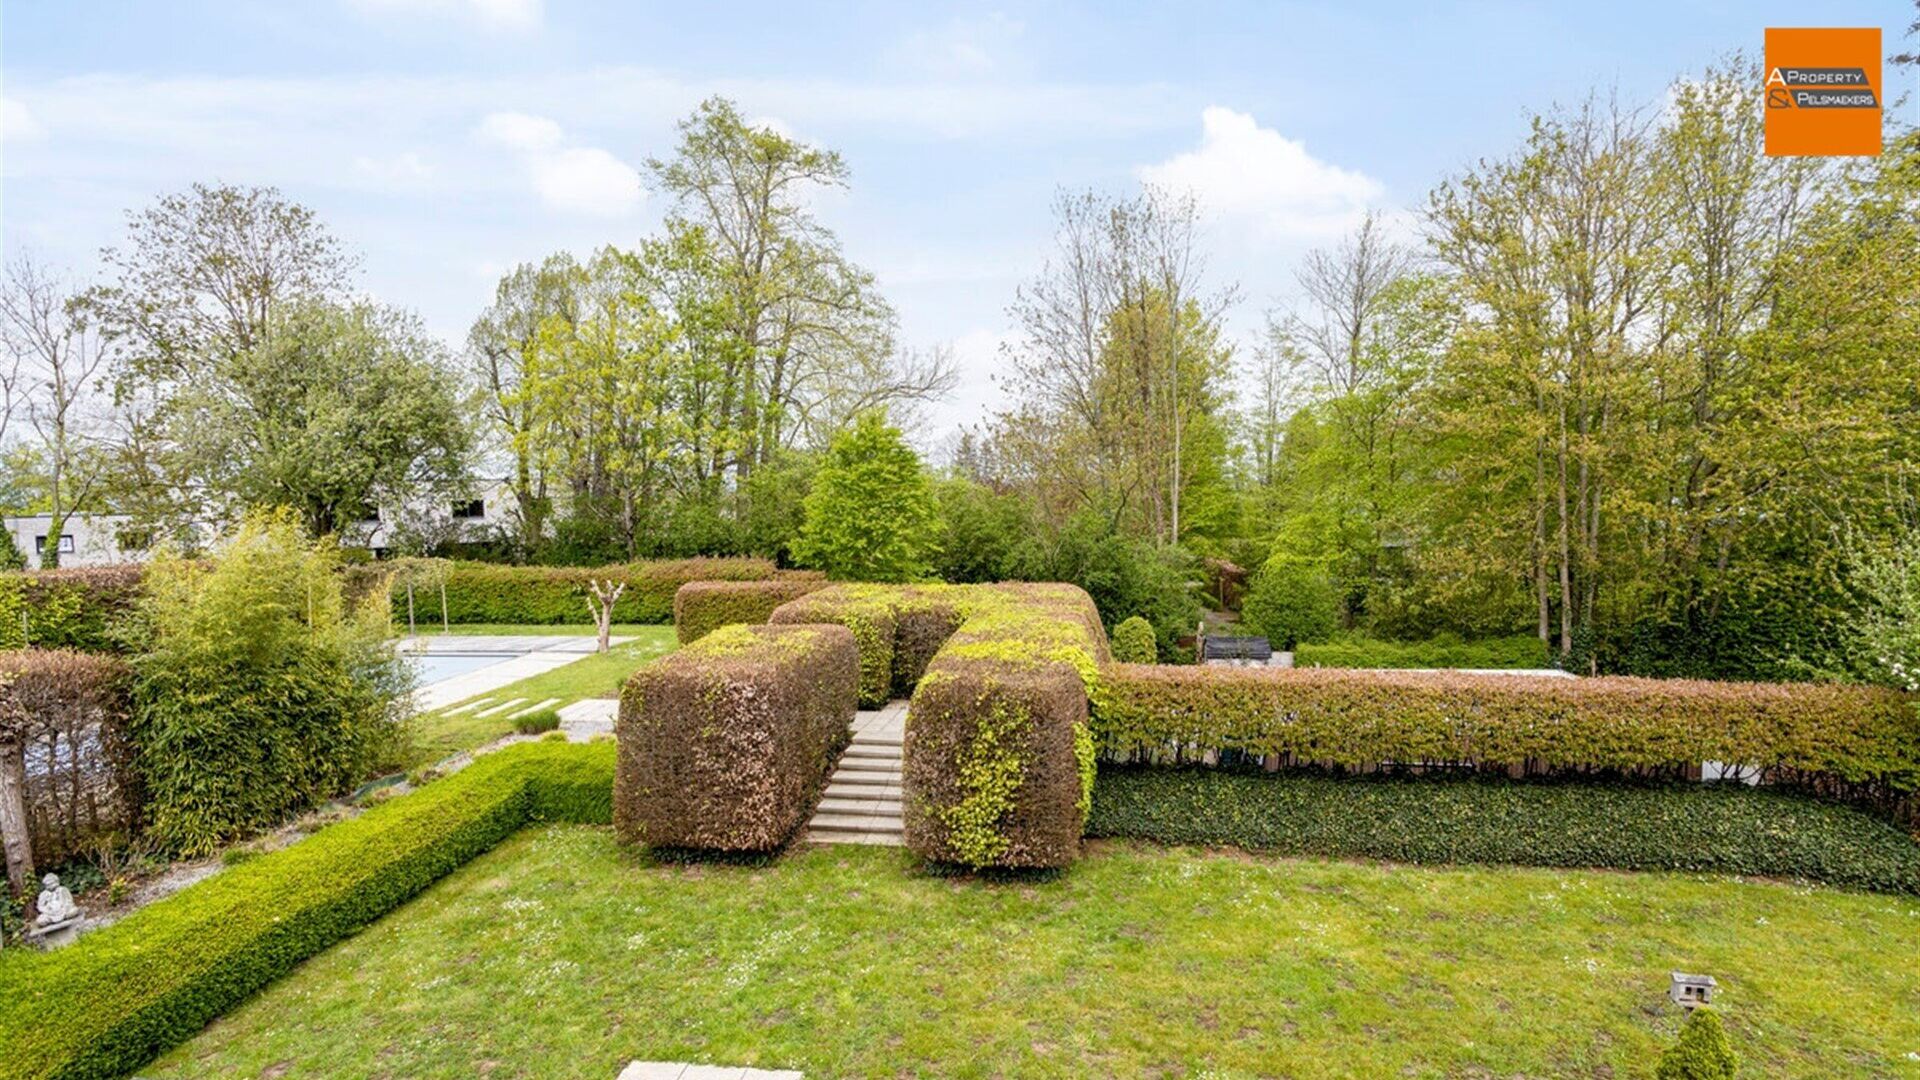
0 649 139 868
673 578 828 644
771 583 1108 868
614 622 858 851
1091 664 1920 818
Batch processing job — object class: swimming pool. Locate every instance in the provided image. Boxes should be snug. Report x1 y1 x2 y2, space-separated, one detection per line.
410 652 510 686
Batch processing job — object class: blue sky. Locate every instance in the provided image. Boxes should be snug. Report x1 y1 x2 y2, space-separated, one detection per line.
4 1 1915 439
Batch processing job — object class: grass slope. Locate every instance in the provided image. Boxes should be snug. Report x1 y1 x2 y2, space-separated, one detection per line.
409 627 676 765
149 828 1920 1079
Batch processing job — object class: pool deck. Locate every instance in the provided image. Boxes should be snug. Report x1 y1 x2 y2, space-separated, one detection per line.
404 635 632 712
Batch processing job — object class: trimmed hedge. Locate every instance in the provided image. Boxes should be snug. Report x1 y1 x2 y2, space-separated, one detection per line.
0 650 138 867
673 577 827 644
1091 665 1920 813
380 558 800 626
0 741 614 1080
1296 633 1551 670
772 583 1109 868
615 623 858 852
1110 616 1157 664
1086 767 1920 895
0 566 146 654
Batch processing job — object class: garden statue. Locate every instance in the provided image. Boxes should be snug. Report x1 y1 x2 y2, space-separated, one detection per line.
28 872 82 948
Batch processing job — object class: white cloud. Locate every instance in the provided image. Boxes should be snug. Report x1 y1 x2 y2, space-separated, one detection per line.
351 150 434 191
2 97 43 142
477 110 563 152
888 13 1026 79
476 110 640 217
1139 106 1384 238
346 0 542 32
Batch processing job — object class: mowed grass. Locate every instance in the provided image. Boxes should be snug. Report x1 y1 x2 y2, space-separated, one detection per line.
408 627 676 765
150 828 1920 1078
417 623 666 637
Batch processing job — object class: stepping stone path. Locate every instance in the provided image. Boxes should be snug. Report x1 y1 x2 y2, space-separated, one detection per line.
506 697 561 719
805 699 906 846
474 698 527 718
618 1063 800 1080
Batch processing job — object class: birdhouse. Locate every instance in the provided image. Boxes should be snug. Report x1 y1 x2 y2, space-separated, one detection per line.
1669 972 1716 1009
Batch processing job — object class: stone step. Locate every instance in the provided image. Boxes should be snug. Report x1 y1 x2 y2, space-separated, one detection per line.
833 757 899 774
807 812 904 833
840 743 899 761
804 830 903 846
827 780 898 798
817 796 903 817
829 767 899 783
850 732 903 747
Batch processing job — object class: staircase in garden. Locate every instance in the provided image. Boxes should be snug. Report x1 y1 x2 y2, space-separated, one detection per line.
805 699 906 846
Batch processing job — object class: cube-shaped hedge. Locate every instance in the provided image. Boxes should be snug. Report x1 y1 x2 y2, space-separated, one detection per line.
673 578 828 644
614 623 859 851
767 588 902 707
904 659 1091 868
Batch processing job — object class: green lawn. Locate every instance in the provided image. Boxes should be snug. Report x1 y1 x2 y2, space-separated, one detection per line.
414 623 667 637
408 627 676 766
149 829 1920 1078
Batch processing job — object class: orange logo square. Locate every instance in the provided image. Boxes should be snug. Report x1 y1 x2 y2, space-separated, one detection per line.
1765 27 1882 156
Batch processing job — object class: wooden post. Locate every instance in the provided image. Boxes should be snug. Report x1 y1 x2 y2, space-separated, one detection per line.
440 580 449 635
0 739 33 898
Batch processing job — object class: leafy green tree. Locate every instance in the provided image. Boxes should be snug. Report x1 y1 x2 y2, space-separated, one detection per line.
931 475 1032 584
1242 554 1340 649
1655 1008 1739 1080
0 525 24 571
793 412 936 582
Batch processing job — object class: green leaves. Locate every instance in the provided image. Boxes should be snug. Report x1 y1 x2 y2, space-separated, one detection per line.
793 413 938 584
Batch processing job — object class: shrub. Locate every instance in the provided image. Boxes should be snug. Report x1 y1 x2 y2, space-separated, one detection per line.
0 529 24 572
0 740 613 1080
394 557 785 626
1240 554 1339 649
768 582 1108 868
1110 616 1157 664
0 650 137 868
1086 768 1920 894
0 566 147 653
792 412 939 582
1295 633 1550 670
511 707 561 735
1656 1008 1740 1080
673 578 828 644
931 476 1031 584
615 623 858 852
1012 510 1201 654
1091 664 1920 821
131 512 410 856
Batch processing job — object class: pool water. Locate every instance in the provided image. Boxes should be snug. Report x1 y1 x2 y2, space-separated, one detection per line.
410 653 509 686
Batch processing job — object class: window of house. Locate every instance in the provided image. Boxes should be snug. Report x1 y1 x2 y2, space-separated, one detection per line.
452 499 486 520
35 535 75 554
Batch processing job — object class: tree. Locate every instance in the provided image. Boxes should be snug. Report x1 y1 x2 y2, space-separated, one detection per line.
153 298 472 537
1241 554 1340 650
0 257 112 568
793 412 937 582
467 254 580 554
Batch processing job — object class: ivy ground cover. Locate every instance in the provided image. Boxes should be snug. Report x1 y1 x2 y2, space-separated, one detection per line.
147 828 1920 1079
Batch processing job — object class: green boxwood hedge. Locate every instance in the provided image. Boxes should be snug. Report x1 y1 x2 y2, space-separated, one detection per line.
1086 767 1920 894
376 558 796 626
1296 633 1550 670
0 741 614 1080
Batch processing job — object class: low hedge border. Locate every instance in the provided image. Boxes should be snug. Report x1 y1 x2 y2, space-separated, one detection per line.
370 558 811 626
0 741 614 1080
615 623 858 851
1086 766 1920 895
673 578 828 644
1295 633 1551 670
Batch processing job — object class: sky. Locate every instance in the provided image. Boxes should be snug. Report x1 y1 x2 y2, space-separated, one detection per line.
3 1 1916 445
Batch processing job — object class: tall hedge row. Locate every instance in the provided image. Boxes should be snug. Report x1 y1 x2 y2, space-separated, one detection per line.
0 566 146 654
770 583 1109 868
615 623 858 851
0 741 615 1080
376 558 802 626
672 578 827 644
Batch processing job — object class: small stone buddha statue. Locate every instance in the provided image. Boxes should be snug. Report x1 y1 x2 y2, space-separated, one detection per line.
34 872 81 928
